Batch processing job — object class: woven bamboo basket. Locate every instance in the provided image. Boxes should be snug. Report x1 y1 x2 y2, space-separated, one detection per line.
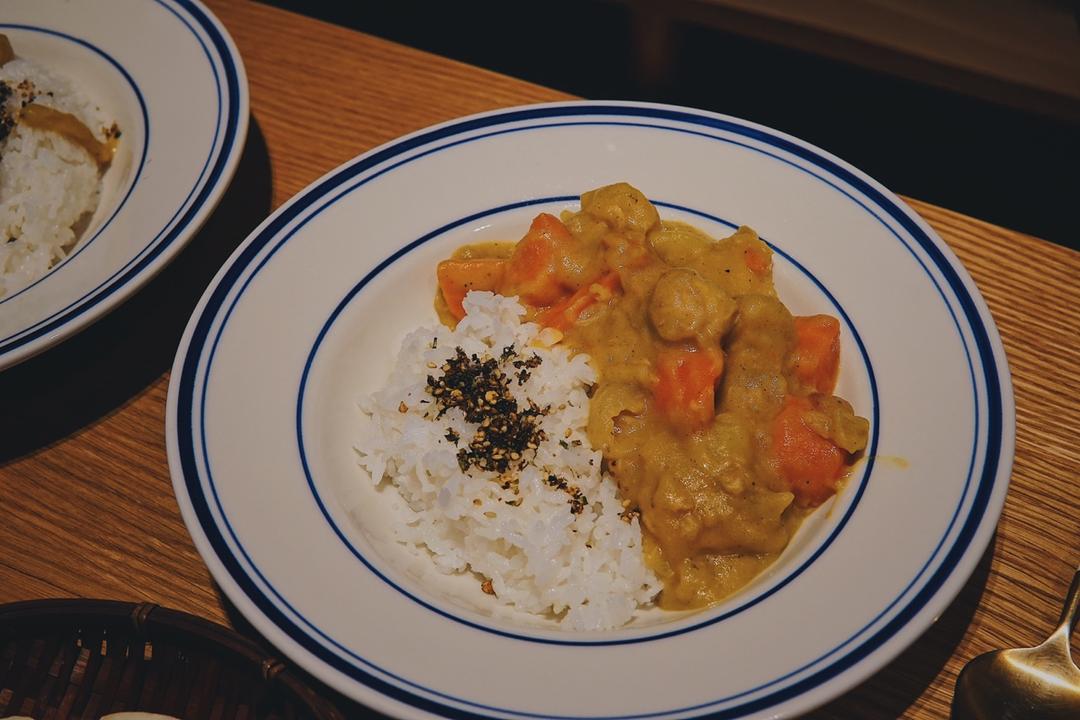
0 599 344 719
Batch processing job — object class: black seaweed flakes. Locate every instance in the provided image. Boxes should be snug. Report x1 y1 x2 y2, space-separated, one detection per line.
426 346 548 475
543 473 589 515
512 353 542 370
0 82 14 144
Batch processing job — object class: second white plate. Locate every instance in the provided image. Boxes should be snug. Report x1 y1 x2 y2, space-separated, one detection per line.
0 0 248 369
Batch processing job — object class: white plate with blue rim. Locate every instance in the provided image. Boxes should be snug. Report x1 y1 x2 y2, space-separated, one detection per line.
0 0 247 370
167 101 1014 719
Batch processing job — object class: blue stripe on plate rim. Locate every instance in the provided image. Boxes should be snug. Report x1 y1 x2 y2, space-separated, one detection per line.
0 0 245 363
293 196 881 646
171 102 1011 719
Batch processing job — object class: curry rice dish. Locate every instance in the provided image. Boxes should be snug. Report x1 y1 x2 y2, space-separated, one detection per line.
0 34 120 299
358 182 868 627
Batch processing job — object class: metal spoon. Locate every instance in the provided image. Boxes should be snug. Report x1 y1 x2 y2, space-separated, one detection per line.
952 566 1080 719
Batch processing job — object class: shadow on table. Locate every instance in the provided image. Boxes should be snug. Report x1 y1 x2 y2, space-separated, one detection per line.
808 537 996 718
221 593 389 720
0 118 273 465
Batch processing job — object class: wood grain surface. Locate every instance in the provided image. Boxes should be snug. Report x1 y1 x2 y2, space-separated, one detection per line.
1 1 1077 718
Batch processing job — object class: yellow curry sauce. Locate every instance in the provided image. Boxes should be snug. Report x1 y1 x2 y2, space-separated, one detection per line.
18 104 119 168
435 183 869 610
0 34 119 169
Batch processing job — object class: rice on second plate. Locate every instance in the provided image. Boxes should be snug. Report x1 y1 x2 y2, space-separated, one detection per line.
356 292 660 630
0 48 116 298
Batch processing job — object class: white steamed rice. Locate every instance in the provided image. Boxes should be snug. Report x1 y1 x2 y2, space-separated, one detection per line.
0 56 112 298
355 292 660 630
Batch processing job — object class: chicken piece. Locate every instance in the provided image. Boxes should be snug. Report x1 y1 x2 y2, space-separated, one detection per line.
800 393 870 454
648 268 736 344
720 294 794 416
580 182 660 236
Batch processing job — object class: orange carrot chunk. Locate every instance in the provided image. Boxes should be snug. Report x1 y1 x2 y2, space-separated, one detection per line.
791 315 841 394
653 347 725 432
534 272 621 331
501 213 575 307
437 258 506 320
744 246 771 276
772 395 845 507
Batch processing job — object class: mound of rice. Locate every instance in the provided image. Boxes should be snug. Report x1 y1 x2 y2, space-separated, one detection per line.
356 292 660 630
0 54 113 298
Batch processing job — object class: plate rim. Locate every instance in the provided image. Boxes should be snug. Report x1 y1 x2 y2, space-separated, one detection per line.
167 99 1015 720
0 0 250 369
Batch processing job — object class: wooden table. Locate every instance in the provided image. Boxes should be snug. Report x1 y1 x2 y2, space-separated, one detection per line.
1 1 1077 717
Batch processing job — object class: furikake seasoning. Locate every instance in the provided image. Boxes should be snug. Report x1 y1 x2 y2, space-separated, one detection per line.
426 346 549 475
543 473 589 515
0 82 15 145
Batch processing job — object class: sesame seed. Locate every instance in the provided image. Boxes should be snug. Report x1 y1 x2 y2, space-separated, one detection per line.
426 346 549 476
